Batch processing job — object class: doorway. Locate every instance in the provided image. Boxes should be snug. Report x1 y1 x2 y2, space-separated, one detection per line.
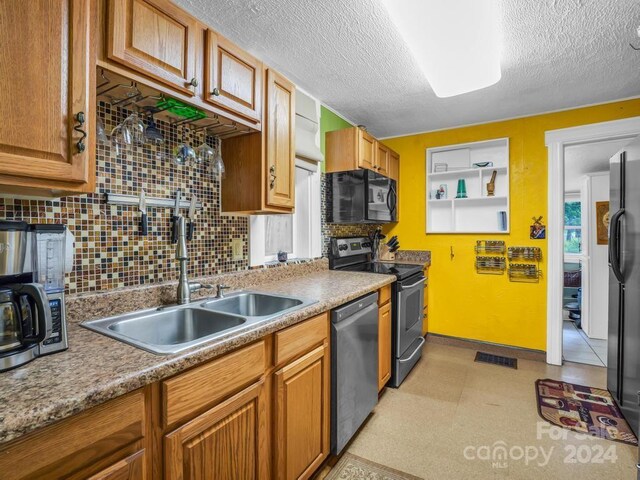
545 117 640 366
561 141 627 366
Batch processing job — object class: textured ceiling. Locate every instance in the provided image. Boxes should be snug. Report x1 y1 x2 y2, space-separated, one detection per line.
564 138 628 192
175 0 640 138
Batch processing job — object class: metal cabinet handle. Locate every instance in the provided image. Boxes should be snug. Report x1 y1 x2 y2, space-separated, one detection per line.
211 87 220 96
189 78 199 87
73 112 87 153
269 165 276 188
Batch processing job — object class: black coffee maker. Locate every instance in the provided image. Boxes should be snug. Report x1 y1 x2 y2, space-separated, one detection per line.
0 221 52 372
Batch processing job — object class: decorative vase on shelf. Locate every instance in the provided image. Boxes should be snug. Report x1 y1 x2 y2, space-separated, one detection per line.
455 179 467 198
486 170 497 197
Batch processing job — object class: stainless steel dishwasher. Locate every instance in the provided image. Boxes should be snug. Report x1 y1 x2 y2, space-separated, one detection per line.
331 291 379 455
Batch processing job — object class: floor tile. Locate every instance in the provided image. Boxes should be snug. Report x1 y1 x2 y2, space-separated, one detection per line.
340 342 636 479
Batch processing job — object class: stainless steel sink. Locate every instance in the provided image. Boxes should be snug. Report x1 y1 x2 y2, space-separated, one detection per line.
200 292 307 317
81 290 317 355
82 306 246 355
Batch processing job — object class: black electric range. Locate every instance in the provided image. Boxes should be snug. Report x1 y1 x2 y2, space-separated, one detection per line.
328 236 425 388
336 261 423 281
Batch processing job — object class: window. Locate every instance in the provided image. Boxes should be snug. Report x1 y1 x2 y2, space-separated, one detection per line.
564 199 582 254
249 159 322 265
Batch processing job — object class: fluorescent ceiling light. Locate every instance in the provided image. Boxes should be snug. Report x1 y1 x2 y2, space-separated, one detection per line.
382 0 502 98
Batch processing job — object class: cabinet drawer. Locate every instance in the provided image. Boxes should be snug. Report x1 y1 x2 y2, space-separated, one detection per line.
162 340 265 428
274 312 329 366
0 389 146 480
86 449 146 480
378 284 391 306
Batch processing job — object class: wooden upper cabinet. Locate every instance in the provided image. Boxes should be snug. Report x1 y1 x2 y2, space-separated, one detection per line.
375 142 390 176
326 127 392 177
0 0 96 195
107 0 201 96
205 31 263 126
388 148 400 182
358 130 375 170
378 301 392 391
265 69 296 209
164 380 268 480
274 344 330 480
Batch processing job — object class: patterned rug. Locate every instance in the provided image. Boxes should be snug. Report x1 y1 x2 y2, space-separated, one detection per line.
325 453 423 480
535 378 638 446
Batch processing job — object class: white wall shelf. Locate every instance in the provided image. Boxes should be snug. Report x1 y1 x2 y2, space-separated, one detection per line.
426 138 510 234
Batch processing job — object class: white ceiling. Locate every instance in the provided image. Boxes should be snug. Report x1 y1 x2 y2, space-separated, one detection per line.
175 0 640 138
564 138 629 192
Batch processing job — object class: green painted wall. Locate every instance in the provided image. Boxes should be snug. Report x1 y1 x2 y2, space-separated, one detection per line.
319 106 352 171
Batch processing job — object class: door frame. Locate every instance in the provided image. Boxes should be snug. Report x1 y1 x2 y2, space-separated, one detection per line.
545 116 640 365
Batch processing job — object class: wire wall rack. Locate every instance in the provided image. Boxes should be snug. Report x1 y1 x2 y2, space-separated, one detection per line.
475 256 506 274
474 240 506 255
508 264 542 283
508 246 542 261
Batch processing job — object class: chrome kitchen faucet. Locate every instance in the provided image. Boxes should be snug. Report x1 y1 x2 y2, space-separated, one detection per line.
175 216 213 304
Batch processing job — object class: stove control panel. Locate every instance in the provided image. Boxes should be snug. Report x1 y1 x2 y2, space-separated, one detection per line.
331 237 372 257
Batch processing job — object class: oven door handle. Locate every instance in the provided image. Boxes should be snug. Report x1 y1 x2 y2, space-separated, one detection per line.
400 277 425 290
398 337 426 363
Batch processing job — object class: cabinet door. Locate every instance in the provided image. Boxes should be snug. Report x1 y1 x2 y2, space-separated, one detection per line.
358 130 375 171
375 142 390 177
164 380 267 480
205 31 263 125
86 450 145 480
388 149 400 182
107 0 200 95
378 302 392 391
274 344 330 480
265 69 296 209
0 0 95 193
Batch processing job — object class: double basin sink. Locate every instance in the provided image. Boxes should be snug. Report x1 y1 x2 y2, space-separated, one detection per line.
82 291 317 355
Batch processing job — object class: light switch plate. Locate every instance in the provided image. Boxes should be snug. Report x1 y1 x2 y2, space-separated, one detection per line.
232 238 243 260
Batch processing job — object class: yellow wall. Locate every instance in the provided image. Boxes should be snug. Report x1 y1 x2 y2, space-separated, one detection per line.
383 99 640 351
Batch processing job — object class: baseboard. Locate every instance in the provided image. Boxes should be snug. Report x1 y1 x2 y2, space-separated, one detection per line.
426 333 547 362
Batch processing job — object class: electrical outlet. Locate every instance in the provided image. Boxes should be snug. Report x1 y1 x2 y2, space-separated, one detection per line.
232 238 244 260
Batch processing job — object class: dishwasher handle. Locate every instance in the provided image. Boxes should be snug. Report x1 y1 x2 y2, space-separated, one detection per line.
332 301 378 330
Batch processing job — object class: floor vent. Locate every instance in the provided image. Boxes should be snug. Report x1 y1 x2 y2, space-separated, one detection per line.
474 351 518 369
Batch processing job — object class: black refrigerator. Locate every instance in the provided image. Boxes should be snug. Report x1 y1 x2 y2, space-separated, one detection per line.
607 136 640 440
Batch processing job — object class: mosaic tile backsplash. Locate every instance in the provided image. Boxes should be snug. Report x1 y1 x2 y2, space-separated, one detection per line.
0 102 249 294
0 102 387 295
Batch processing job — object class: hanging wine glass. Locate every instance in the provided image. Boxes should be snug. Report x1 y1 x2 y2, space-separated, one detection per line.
122 111 146 146
173 128 196 166
195 133 215 164
210 136 226 179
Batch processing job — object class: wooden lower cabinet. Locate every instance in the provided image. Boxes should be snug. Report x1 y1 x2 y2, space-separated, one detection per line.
274 343 330 480
378 301 392 391
0 389 149 480
0 312 338 480
88 449 146 480
164 380 268 480
422 267 429 336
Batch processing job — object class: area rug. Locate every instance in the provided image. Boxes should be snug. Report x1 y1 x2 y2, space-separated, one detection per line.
325 453 423 480
535 378 638 446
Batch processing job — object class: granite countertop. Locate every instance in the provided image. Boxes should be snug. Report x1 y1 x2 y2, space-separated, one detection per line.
0 269 394 445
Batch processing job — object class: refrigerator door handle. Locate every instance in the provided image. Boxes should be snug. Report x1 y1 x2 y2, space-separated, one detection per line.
609 207 626 284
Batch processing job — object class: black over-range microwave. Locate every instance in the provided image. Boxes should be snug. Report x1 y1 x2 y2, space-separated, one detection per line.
326 170 397 224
